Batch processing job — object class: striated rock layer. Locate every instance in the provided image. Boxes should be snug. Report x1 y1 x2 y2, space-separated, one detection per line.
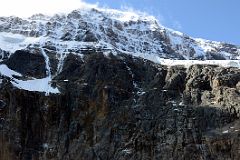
0 52 239 160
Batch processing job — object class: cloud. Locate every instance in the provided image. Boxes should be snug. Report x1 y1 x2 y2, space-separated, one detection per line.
0 0 97 17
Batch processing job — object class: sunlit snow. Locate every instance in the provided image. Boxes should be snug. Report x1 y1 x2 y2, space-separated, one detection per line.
0 64 59 94
0 32 40 53
158 58 240 68
12 77 60 94
0 64 22 78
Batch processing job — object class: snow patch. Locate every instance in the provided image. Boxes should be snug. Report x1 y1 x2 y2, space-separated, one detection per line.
0 64 22 78
98 8 157 23
40 48 51 77
222 130 229 134
0 64 59 94
121 149 132 154
12 77 59 94
158 58 240 68
0 32 40 53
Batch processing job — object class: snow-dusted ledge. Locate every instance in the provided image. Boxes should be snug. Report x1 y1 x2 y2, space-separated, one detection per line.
157 58 240 68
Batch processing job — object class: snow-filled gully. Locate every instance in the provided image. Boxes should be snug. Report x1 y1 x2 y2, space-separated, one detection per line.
40 48 51 78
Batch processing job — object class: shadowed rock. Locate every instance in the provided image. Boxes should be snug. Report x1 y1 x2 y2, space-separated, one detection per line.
5 50 46 78
0 53 239 160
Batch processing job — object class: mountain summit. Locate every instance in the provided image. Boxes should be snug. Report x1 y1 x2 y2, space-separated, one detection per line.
0 7 239 62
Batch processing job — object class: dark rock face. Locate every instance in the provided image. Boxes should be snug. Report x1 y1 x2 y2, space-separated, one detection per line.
5 50 47 78
0 48 10 61
83 31 98 42
0 53 240 160
184 65 240 107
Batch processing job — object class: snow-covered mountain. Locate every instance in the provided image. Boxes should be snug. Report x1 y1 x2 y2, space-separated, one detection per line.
0 7 239 62
2 6 240 160
0 6 239 94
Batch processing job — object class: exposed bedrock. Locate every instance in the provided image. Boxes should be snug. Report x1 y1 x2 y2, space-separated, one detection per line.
0 53 240 160
4 50 47 78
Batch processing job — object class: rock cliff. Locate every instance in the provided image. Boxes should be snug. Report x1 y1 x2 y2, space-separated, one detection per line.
0 52 239 160
0 5 240 160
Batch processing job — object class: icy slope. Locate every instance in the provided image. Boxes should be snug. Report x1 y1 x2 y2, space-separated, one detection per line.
0 8 239 62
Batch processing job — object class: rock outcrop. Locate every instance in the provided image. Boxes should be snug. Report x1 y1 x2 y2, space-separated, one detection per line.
0 52 239 160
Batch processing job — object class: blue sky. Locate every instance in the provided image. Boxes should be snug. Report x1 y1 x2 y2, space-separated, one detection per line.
86 0 240 45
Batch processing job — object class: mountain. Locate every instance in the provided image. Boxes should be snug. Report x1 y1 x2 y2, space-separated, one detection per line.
0 7 240 62
0 6 240 160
